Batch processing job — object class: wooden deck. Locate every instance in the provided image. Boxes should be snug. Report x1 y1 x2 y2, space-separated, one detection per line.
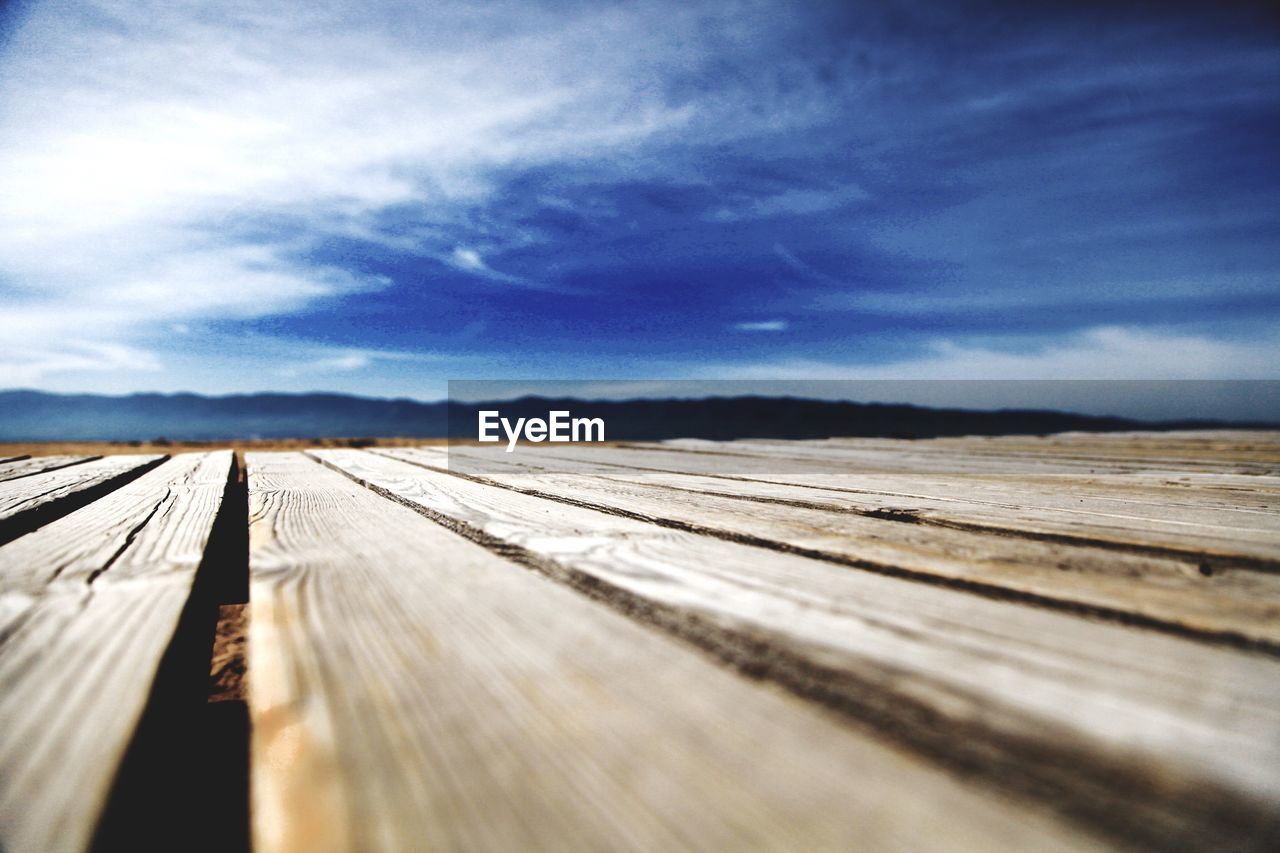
0 432 1278 851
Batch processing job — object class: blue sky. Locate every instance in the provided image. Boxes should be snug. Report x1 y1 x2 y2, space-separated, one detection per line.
0 0 1277 398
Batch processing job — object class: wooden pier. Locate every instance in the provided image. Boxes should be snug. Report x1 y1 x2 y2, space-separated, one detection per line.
1 432 1278 851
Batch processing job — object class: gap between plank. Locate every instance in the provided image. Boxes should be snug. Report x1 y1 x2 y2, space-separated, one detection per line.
0 456 168 547
89 454 250 853
0 454 102 483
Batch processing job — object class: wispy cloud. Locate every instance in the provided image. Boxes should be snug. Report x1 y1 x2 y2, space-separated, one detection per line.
0 341 163 387
445 246 524 284
0 1 1275 392
0 0 815 385
273 346 455 380
706 185 870 223
707 326 1280 380
772 244 852 288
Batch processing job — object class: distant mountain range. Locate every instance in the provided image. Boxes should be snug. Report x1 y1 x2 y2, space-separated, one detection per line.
0 389 1271 442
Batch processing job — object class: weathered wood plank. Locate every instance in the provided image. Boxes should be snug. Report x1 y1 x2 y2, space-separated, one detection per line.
501 441 1280 564
247 452 1099 853
669 431 1280 474
652 434 1280 494
402 445 1280 648
0 452 233 853
0 455 96 483
652 435 1280 506
0 454 165 545
316 447 1280 851
654 438 1280 509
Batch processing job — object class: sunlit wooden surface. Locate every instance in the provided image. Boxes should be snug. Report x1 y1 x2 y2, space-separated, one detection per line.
1 433 1278 851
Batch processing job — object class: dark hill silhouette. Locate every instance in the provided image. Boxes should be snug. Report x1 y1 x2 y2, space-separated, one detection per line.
0 390 1268 442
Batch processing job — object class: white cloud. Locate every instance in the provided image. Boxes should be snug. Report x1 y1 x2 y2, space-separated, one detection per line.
450 248 486 272
4 2 1264 396
0 334 489 397
705 326 1280 379
733 320 789 332
800 273 1280 317
308 354 372 372
707 184 870 223
267 344 462 381
0 341 163 387
445 246 522 283
1 0 823 387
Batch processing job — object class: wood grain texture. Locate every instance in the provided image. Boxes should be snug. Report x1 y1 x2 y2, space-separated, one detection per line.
406 444 1280 648
0 451 232 853
0 454 165 545
0 455 97 483
605 435 1280 517
669 431 1280 474
514 438 1280 563
316 446 1280 850
682 434 1280 510
246 451 1100 853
